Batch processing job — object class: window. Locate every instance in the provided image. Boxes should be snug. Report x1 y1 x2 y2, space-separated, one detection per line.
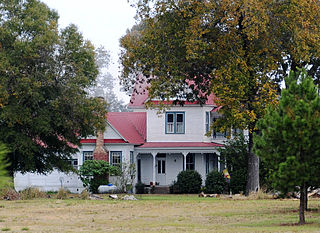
157 160 166 174
110 151 122 167
165 112 185 134
233 128 243 136
205 112 210 133
67 159 78 169
130 151 134 164
205 154 210 174
212 118 230 138
186 153 195 170
83 151 93 161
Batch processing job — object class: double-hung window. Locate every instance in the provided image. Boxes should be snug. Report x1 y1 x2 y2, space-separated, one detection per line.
130 151 134 164
110 151 122 167
165 112 185 134
83 151 93 161
186 153 195 170
205 112 210 134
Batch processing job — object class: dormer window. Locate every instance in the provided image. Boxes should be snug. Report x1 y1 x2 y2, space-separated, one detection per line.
165 112 185 134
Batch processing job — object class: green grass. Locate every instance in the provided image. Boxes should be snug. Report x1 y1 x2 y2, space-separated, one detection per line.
0 195 319 232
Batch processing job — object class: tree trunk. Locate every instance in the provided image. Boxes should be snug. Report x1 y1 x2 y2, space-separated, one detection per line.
246 130 260 195
304 185 308 211
299 183 306 225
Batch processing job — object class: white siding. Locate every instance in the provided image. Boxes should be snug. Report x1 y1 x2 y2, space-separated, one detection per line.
165 153 183 185
147 106 213 142
14 144 135 193
14 171 85 193
104 124 123 139
138 154 153 185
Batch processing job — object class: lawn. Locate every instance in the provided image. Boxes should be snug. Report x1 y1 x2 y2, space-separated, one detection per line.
0 195 319 232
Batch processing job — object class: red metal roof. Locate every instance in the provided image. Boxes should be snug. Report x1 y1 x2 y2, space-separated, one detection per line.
129 76 217 107
80 139 127 144
107 112 146 145
137 142 223 148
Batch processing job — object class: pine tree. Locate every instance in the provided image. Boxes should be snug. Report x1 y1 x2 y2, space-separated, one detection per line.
254 69 320 225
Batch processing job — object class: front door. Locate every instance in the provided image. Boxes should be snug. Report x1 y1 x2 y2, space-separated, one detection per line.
156 154 166 185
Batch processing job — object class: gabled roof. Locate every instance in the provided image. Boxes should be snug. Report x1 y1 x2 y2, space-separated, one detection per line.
106 112 146 145
129 76 217 107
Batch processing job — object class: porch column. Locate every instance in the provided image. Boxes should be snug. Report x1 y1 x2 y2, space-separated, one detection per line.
217 153 221 172
151 152 157 185
182 152 188 171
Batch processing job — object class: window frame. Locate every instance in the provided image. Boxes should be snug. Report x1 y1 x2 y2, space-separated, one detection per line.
186 153 195 170
205 111 210 134
130 151 134 164
83 151 93 162
165 112 185 134
110 151 122 167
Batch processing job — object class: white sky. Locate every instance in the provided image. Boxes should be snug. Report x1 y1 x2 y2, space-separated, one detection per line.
41 0 137 103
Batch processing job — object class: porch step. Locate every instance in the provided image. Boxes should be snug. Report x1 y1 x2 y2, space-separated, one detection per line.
153 186 170 194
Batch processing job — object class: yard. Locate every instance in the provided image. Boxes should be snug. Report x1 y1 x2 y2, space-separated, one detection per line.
0 195 320 232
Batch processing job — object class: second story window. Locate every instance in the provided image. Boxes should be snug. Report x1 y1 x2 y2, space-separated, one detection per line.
165 112 185 134
205 112 210 133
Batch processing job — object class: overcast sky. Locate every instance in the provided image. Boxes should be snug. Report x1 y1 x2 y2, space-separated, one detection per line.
41 0 137 103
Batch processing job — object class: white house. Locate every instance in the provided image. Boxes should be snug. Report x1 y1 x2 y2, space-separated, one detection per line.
15 82 232 193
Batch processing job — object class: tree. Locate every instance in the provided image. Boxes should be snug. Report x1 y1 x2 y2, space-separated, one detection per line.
78 160 120 193
121 0 320 194
219 135 248 194
89 46 129 112
0 0 107 174
254 69 320 225
0 144 10 188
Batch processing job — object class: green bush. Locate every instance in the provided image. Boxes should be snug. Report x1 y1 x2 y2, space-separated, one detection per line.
230 169 247 194
169 181 180 194
79 160 120 193
176 170 202 194
205 171 227 194
135 182 145 194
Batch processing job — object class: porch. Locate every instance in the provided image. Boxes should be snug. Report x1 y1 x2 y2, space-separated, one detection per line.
135 143 223 187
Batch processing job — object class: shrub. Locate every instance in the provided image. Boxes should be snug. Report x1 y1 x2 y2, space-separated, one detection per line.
79 160 120 193
176 170 202 194
57 188 69 199
20 187 47 200
229 169 247 194
169 181 180 194
0 187 20 200
135 182 145 194
205 171 227 194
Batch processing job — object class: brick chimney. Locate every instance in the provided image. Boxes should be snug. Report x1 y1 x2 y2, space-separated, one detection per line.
93 130 109 162
93 96 109 162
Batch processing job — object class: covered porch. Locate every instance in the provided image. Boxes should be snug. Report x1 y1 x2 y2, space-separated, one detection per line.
134 142 223 187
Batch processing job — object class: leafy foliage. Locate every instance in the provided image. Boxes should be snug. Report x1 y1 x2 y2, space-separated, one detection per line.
176 170 202 194
0 144 10 188
205 171 226 194
219 135 248 194
117 163 136 193
122 0 320 194
79 160 119 193
0 0 107 174
88 46 129 112
254 69 320 224
135 182 146 194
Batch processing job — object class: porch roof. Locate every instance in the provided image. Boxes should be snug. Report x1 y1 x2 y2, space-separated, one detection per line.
137 142 223 148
